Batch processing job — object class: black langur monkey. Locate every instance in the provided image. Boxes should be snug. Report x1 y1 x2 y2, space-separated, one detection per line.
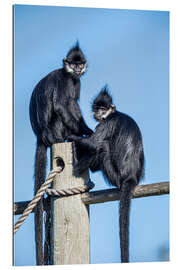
68 87 144 263
29 42 93 265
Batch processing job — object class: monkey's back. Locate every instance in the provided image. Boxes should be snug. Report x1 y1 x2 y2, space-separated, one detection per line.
102 111 145 185
29 69 62 136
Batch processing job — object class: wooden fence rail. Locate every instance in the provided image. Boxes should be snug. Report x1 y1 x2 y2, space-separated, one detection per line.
14 181 169 215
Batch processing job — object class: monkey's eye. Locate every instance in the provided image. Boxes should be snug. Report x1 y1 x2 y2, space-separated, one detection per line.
99 107 107 112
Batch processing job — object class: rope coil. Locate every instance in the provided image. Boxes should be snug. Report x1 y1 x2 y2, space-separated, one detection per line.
46 180 94 197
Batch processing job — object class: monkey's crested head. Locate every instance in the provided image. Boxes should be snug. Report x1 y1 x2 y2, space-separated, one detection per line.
63 42 87 78
92 86 113 112
92 86 116 122
66 41 86 64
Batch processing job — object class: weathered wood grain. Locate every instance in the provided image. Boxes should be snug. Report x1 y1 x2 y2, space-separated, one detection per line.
50 142 90 265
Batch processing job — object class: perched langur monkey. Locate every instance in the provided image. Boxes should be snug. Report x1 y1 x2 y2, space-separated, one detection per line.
29 42 93 265
68 87 145 263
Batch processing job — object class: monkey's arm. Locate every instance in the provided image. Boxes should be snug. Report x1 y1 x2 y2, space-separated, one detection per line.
68 99 93 135
53 92 92 135
79 117 94 136
53 100 80 135
68 120 111 153
68 134 97 153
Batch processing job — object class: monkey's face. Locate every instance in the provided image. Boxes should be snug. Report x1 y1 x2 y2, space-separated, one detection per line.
93 105 116 122
63 59 86 78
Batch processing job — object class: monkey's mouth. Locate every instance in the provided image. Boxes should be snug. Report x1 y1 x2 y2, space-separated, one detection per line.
74 65 86 76
74 70 85 77
93 114 102 122
75 71 82 75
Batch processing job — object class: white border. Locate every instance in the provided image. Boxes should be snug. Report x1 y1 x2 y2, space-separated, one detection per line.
4 0 173 10
1 0 179 269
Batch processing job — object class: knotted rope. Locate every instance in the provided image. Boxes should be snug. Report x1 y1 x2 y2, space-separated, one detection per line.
46 180 94 197
14 167 94 234
13 167 63 234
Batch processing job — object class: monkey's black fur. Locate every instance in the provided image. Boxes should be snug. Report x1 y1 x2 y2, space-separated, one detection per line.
69 88 144 263
29 42 93 265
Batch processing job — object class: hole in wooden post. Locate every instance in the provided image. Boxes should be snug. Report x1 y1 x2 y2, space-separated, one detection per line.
54 156 65 170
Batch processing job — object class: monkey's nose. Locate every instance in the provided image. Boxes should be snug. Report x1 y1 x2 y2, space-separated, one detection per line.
76 68 81 72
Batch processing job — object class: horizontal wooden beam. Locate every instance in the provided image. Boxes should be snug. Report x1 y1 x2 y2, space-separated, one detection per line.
14 200 31 215
14 181 169 215
81 181 169 205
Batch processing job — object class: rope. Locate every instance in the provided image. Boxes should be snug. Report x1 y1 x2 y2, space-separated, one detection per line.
14 166 94 234
46 180 95 197
14 161 94 264
13 167 63 234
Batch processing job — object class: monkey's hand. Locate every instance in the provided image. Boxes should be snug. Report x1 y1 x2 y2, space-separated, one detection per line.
79 119 94 136
84 128 94 136
67 134 81 142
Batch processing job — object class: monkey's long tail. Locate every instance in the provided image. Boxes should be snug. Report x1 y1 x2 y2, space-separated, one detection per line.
34 140 47 265
119 180 136 263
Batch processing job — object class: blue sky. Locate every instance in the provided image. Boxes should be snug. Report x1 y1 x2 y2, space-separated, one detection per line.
14 5 169 266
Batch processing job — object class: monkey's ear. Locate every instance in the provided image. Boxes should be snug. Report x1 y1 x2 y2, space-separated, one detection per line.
111 104 116 111
63 58 67 64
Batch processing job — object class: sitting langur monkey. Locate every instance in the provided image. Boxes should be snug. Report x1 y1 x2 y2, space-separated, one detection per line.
29 42 93 265
68 87 145 263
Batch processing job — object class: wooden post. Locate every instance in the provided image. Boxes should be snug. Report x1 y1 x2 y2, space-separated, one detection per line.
50 142 90 265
